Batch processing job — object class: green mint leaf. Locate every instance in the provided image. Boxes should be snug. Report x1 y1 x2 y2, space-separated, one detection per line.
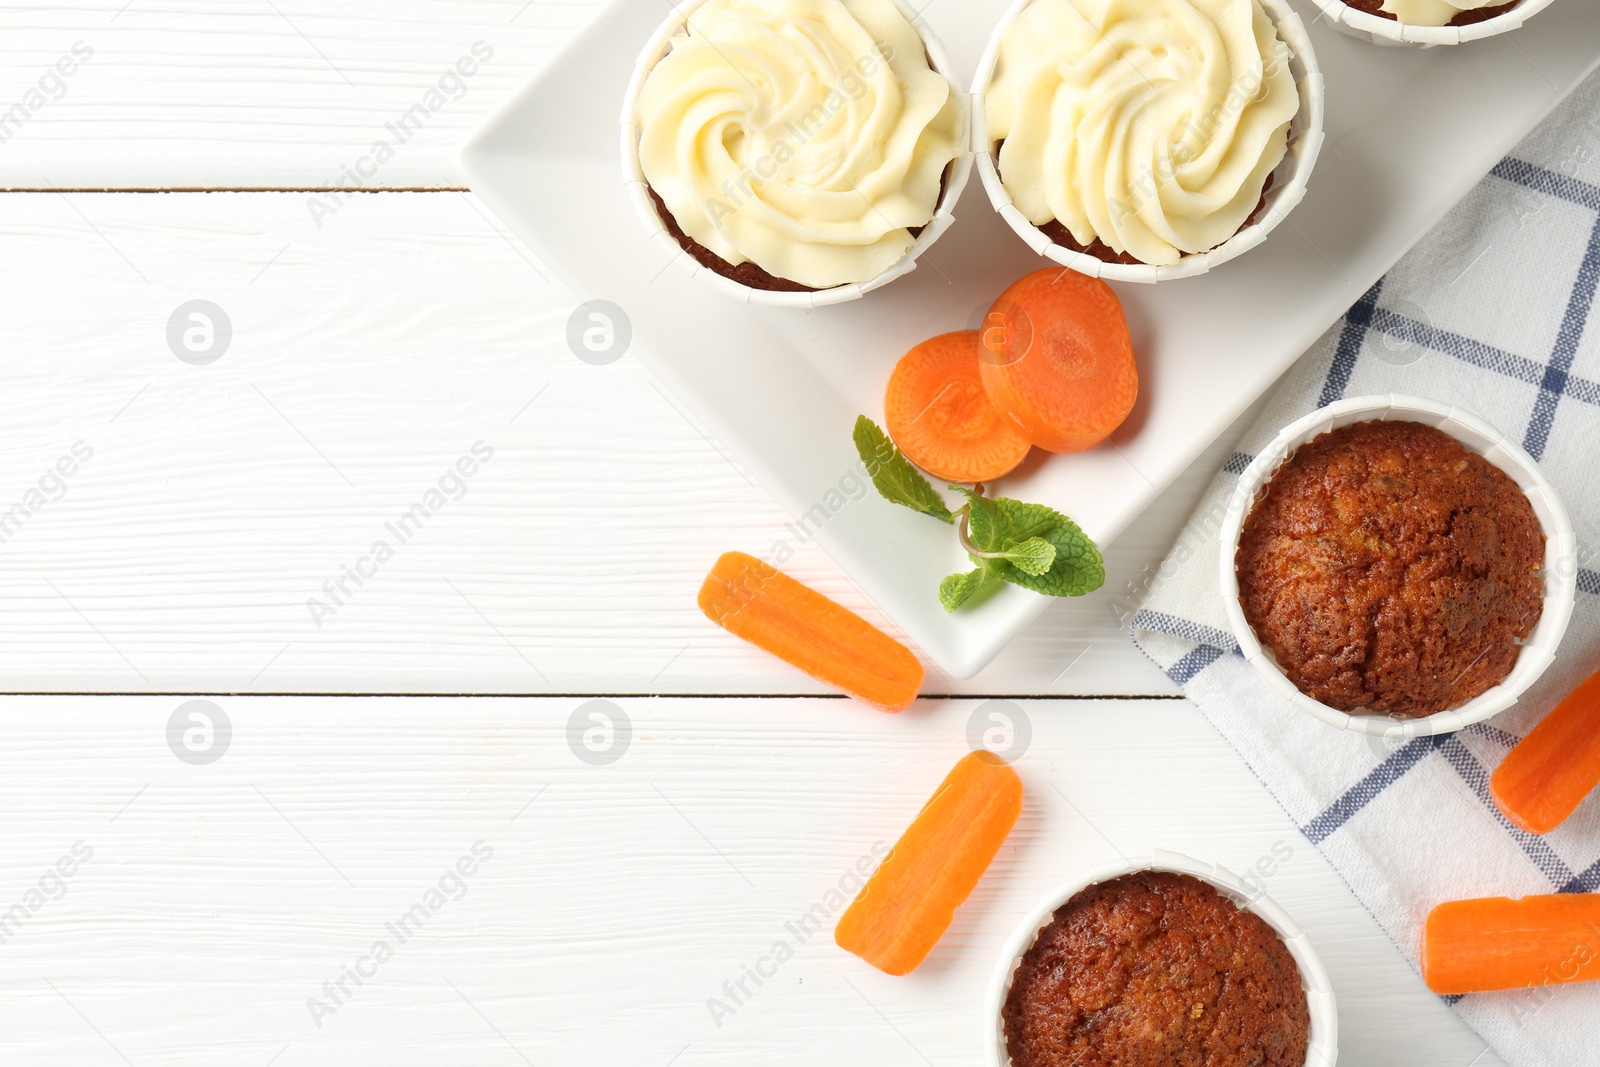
939 563 1003 612
988 497 1105 598
998 536 1056 576
853 416 954 524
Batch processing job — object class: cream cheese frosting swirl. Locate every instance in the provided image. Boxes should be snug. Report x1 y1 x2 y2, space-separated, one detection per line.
1379 0 1506 26
985 0 1300 267
636 0 962 289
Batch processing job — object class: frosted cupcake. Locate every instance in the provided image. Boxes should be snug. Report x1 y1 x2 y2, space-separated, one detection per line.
1341 0 1515 24
623 0 968 304
1311 0 1553 44
973 0 1323 282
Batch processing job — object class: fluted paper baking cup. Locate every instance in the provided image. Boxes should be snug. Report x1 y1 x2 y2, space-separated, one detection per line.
619 0 972 308
1218 394 1578 738
1307 0 1556 48
969 0 1324 284
986 850 1338 1067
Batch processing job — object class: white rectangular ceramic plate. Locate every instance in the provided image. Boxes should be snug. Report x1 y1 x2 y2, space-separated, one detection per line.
462 0 1600 678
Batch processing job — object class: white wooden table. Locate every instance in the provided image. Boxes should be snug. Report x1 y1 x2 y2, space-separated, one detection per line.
0 2 1531 1063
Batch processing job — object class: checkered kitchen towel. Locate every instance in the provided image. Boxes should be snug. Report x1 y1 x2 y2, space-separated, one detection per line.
1132 72 1600 1067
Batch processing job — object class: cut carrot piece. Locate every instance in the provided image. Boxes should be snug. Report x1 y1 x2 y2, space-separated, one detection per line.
1491 666 1600 835
884 331 1033 483
698 551 922 712
1423 894 1600 994
977 268 1138 454
835 750 1023 974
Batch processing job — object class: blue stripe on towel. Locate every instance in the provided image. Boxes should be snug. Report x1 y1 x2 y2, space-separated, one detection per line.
1300 729 1581 894
1297 724 1581 891
1581 569 1600 597
1465 722 1524 751
1526 215 1600 459
1360 302 1600 420
1562 375 1600 408
1318 280 1384 407
1491 157 1600 213
1438 736 1576 890
1299 736 1443 845
1130 610 1240 653
1367 307 1546 387
1560 857 1600 895
1168 645 1226 686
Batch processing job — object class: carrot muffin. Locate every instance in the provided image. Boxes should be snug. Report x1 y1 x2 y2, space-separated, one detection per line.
984 0 1302 267
1004 872 1310 1067
1337 0 1519 27
633 0 963 292
1236 420 1545 719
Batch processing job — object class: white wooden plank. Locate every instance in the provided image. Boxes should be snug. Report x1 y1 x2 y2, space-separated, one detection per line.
0 695 1499 1065
0 190 1218 694
0 0 600 189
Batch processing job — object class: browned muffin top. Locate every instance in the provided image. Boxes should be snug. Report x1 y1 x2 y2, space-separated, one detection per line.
1004 872 1310 1067
1236 419 1545 718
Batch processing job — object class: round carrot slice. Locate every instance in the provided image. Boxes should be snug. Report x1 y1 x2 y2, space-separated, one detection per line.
977 268 1138 454
883 331 1032 484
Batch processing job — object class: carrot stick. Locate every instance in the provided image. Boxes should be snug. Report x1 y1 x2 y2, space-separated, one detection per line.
884 331 1032 483
698 551 922 712
978 268 1138 454
1423 894 1600 994
1491 666 1600 835
835 750 1023 974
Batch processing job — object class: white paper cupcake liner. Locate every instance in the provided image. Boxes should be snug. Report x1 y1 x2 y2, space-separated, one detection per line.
619 0 973 308
1218 394 1578 739
1307 0 1556 47
986 850 1339 1067
969 0 1325 284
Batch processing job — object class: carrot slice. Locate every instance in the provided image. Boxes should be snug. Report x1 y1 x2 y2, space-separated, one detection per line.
1423 894 1600 994
835 750 1023 974
977 268 1138 454
884 331 1033 483
1491 666 1600 835
698 551 922 712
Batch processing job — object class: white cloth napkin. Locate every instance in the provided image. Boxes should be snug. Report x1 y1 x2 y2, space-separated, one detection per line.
1131 71 1600 1067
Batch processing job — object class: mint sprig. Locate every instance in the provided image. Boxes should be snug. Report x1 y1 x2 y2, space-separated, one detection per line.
852 416 1105 612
